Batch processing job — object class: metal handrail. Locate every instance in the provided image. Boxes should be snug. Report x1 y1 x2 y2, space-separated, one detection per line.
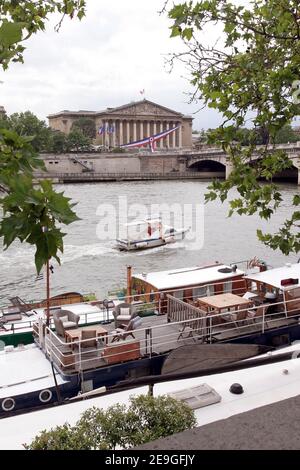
40 294 300 373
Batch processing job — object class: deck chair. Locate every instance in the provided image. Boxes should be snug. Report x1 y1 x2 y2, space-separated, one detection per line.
112 302 136 328
245 305 268 325
111 316 142 342
53 310 80 337
9 296 36 316
81 329 97 348
220 308 239 328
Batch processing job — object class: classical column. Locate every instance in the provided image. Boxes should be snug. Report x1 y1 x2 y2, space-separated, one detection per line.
172 121 176 148
178 122 182 148
119 120 123 145
153 121 157 137
160 121 163 148
126 121 130 143
112 121 116 147
147 121 150 137
140 121 143 140
133 121 137 141
166 122 170 149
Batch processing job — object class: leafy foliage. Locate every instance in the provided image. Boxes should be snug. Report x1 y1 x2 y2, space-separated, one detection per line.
66 128 92 152
0 3 85 272
48 130 68 154
166 0 300 254
71 117 96 139
0 1 86 70
8 111 52 151
25 395 196 450
0 129 79 273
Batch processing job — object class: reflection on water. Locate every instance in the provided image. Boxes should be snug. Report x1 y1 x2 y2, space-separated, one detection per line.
0 180 299 303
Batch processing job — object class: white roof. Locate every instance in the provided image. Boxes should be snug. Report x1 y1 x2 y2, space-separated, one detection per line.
0 345 67 398
245 263 300 290
133 264 244 290
1 341 300 449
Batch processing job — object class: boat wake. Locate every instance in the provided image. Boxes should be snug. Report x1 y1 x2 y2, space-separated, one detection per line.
61 243 116 263
0 242 116 269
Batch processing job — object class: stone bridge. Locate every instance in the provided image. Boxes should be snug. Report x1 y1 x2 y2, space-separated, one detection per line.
182 143 300 182
37 142 300 184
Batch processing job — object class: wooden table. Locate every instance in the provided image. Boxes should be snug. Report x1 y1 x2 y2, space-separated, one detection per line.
65 325 108 347
197 293 254 335
197 293 252 314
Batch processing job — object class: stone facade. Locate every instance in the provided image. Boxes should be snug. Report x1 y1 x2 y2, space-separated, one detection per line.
47 99 193 149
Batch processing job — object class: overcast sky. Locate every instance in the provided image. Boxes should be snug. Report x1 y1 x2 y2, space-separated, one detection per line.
0 0 225 131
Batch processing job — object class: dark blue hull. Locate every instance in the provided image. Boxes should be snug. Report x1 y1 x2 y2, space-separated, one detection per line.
2 322 300 418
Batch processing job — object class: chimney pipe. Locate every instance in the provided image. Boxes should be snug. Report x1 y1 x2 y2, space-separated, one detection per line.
127 265 132 303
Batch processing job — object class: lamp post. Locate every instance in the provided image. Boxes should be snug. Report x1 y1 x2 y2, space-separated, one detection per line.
42 226 51 327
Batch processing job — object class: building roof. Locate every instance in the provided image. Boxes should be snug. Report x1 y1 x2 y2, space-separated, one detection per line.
245 263 300 290
47 99 192 120
133 263 244 290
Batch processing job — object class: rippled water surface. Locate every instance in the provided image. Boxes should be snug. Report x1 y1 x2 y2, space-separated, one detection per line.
0 180 299 303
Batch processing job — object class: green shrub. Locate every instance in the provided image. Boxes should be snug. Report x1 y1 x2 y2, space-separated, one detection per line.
25 395 196 450
125 395 196 447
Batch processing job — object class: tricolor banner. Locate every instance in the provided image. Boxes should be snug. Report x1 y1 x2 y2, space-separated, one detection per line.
120 124 180 153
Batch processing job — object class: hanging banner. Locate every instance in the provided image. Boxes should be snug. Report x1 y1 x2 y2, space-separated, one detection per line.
120 124 181 153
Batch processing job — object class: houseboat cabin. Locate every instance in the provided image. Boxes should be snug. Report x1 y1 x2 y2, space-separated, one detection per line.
245 263 300 317
131 262 246 313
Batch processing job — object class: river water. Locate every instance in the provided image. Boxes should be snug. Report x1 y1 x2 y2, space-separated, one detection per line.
0 180 299 304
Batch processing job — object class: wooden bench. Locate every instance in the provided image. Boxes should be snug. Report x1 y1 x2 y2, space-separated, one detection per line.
102 340 140 364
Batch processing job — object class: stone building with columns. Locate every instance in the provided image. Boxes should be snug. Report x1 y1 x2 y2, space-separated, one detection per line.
47 99 193 149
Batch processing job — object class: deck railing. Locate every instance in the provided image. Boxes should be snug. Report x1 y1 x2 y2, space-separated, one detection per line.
33 290 300 376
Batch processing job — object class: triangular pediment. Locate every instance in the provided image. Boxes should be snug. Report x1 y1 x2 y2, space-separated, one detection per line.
101 100 183 118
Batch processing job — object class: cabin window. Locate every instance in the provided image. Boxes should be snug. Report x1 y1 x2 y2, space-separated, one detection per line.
223 281 232 293
193 286 207 299
207 285 215 296
173 289 184 300
149 290 155 302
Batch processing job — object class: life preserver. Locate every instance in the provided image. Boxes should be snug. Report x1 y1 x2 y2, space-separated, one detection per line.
39 389 53 403
2 397 15 412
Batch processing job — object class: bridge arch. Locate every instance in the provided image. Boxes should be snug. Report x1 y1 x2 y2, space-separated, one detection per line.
188 159 226 178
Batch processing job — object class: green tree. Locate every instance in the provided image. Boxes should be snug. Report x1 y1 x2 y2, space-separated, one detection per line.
49 129 68 154
166 0 300 254
0 129 79 273
8 111 51 151
71 117 96 139
0 2 85 272
66 128 92 152
25 395 196 450
274 124 298 144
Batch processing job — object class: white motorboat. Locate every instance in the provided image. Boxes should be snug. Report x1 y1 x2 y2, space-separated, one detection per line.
116 217 190 251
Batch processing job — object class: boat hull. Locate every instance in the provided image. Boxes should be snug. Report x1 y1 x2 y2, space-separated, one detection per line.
2 321 300 418
116 229 189 251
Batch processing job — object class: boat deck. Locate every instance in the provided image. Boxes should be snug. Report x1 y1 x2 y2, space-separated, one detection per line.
0 345 67 399
48 311 300 375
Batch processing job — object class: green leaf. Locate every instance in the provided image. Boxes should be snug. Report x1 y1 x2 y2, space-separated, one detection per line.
0 21 23 47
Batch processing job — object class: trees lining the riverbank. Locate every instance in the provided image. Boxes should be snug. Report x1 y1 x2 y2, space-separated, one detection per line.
165 0 300 255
